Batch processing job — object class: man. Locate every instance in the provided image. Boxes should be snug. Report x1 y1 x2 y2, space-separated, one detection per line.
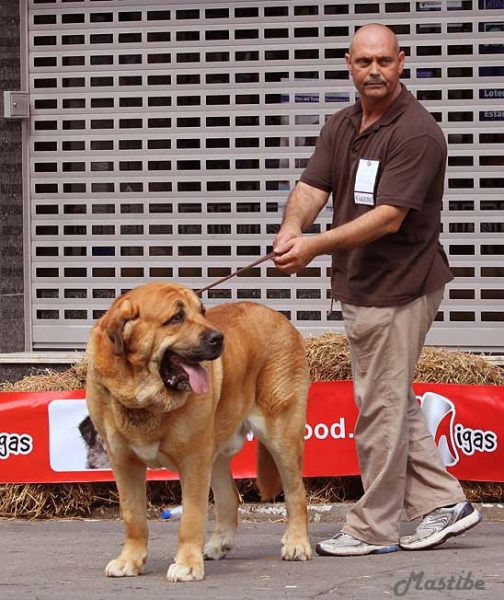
273 23 482 557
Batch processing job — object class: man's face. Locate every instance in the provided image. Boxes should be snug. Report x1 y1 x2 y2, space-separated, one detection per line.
345 29 405 103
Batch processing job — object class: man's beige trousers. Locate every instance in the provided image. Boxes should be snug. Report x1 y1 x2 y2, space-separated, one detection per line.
340 287 466 545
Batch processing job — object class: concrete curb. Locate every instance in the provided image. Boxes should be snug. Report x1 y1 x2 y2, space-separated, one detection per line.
235 501 504 523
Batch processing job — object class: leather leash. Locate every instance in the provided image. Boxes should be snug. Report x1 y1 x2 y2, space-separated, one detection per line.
196 251 275 296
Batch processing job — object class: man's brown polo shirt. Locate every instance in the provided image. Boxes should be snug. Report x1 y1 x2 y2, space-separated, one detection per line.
300 85 453 307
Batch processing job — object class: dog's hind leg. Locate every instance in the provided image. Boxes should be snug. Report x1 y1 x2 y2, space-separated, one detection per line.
256 414 312 561
105 456 149 577
204 453 239 560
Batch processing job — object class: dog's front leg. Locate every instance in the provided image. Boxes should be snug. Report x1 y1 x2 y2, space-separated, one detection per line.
167 457 212 582
204 453 239 560
105 454 148 577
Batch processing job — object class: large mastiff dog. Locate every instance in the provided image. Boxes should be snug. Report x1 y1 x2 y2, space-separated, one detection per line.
86 282 311 582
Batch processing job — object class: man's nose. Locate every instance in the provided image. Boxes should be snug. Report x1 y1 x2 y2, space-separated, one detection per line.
370 60 380 75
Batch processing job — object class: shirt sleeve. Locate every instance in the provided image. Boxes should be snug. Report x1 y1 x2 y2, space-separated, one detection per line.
299 121 334 193
376 133 446 210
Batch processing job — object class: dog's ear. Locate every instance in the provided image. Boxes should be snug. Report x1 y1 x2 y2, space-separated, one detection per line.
78 415 97 445
105 298 139 355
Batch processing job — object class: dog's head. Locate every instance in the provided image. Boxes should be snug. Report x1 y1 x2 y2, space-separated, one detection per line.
89 282 224 408
78 415 110 469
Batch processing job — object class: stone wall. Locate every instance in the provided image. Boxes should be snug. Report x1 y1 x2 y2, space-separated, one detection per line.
0 1 24 352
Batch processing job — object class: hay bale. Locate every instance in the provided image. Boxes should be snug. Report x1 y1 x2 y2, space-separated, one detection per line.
0 358 88 393
1 335 503 518
305 332 352 381
306 332 504 386
415 346 503 385
0 482 114 520
1 334 501 393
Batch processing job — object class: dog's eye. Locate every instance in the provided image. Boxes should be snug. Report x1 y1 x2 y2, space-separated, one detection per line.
164 312 184 326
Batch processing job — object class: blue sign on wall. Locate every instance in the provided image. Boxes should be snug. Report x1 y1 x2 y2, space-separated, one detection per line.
480 110 504 121
295 93 320 103
325 92 350 103
480 89 504 99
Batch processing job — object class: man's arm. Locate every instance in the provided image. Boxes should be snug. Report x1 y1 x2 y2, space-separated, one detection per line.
274 203 409 274
274 181 330 246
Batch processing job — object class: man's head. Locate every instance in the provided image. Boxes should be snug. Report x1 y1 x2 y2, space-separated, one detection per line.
346 24 405 105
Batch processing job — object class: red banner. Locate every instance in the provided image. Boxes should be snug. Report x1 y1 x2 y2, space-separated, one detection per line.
0 382 502 484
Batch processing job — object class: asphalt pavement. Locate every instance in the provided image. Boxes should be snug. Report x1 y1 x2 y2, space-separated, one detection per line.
1 502 503 600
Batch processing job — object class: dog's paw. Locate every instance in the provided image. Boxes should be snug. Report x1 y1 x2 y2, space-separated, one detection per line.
203 542 230 561
166 561 205 582
204 532 235 560
105 557 145 577
281 537 312 561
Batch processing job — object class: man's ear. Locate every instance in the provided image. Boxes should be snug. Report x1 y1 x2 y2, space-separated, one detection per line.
103 298 139 355
398 49 405 75
345 52 352 71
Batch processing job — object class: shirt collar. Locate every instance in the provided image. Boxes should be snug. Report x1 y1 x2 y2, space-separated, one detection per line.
347 84 411 132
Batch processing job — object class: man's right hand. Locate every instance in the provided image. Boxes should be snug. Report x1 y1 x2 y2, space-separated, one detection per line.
272 181 330 273
273 234 318 274
273 224 301 252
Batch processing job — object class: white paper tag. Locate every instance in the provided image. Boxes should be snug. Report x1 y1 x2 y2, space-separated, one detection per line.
354 159 379 205
355 159 380 193
354 192 375 206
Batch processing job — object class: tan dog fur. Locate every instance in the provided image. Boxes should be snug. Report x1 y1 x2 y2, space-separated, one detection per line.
86 282 311 582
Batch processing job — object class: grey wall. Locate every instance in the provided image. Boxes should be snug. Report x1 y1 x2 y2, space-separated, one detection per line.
0 1 25 352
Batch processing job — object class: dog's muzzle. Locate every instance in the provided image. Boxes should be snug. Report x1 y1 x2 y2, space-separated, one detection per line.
160 329 224 395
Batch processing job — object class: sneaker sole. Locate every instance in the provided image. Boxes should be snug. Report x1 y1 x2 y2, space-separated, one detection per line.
315 543 399 557
399 509 482 551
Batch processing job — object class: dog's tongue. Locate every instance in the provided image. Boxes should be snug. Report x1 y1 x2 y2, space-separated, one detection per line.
174 358 208 394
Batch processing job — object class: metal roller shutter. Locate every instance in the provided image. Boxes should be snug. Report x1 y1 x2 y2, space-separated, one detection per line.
27 0 504 350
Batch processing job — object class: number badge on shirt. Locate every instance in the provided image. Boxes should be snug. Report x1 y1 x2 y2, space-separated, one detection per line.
354 159 379 206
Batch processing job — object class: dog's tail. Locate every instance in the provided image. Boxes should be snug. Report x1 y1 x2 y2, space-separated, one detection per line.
256 442 283 501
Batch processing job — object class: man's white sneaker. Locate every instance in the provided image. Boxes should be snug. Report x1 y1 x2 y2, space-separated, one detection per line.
399 501 482 551
316 532 399 557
